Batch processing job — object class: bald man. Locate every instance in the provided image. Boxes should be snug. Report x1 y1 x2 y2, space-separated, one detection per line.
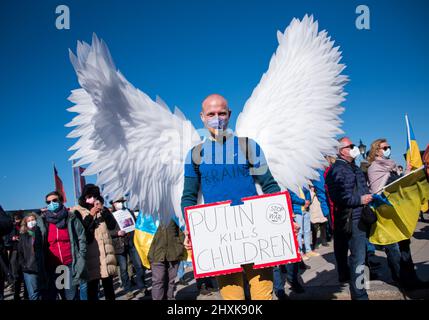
180 94 290 300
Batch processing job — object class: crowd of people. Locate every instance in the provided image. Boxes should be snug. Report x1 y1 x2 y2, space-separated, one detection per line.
0 94 428 301
0 185 148 300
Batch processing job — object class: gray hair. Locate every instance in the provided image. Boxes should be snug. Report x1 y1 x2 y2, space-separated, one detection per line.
337 137 350 153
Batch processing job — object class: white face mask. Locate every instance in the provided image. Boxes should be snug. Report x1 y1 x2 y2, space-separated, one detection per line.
383 148 391 159
349 146 361 159
27 220 37 229
115 202 123 210
86 197 95 205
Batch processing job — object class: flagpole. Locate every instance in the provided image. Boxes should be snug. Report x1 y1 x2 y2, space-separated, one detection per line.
72 160 77 207
406 114 412 165
53 162 56 190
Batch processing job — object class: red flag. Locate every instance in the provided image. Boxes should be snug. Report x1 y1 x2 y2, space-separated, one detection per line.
54 165 67 203
79 166 86 192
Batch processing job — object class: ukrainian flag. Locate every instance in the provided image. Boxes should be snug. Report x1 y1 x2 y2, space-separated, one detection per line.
405 114 427 212
134 212 159 269
369 167 429 245
406 114 423 169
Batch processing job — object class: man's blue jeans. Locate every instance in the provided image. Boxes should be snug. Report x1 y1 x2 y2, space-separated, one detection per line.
273 263 299 293
117 253 132 292
177 260 192 280
46 264 78 300
334 219 368 300
117 246 146 292
296 211 312 253
79 280 88 300
23 272 42 300
129 246 146 289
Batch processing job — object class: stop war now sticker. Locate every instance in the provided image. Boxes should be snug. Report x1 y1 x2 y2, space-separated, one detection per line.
184 191 301 278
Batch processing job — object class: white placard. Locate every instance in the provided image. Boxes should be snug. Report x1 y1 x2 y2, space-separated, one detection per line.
112 209 136 233
185 192 300 278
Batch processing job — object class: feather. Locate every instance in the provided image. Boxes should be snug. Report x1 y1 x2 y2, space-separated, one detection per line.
66 34 201 225
236 15 348 194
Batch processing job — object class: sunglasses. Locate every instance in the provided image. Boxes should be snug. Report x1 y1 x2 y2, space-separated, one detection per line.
381 146 391 151
341 144 355 150
46 199 59 205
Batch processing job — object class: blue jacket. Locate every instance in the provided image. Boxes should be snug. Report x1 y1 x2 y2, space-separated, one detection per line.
311 168 330 217
288 188 311 215
325 158 369 221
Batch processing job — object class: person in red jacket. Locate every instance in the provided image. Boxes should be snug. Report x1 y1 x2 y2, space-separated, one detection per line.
43 191 87 300
323 155 336 240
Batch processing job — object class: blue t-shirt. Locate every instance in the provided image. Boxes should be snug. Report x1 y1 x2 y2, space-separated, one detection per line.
184 135 267 206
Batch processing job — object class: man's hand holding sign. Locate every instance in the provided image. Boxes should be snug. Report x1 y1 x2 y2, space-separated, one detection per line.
184 192 300 278
183 203 300 252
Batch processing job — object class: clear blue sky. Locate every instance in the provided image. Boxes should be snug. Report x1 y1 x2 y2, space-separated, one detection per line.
1 0 428 210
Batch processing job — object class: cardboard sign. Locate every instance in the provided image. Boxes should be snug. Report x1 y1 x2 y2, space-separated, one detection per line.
112 209 136 233
185 191 300 278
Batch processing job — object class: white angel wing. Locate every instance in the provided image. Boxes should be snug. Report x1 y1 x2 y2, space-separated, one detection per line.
66 34 201 225
236 15 348 194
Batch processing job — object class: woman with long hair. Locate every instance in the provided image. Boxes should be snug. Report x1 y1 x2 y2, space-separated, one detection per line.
18 213 46 300
367 138 427 289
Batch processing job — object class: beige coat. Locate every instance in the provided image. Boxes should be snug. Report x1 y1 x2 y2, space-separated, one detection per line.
309 189 328 224
72 205 117 280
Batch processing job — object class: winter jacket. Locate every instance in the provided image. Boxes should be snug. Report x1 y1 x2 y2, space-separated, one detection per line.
288 188 311 214
309 188 328 224
43 211 88 285
4 223 21 251
110 209 136 255
18 227 45 276
325 158 369 222
148 220 187 263
367 158 399 193
72 205 117 281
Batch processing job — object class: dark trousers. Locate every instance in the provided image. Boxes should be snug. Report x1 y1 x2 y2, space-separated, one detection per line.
196 277 215 290
87 277 116 301
398 239 419 285
0 263 4 301
116 253 131 292
9 250 27 300
117 246 146 292
151 261 179 300
385 243 401 281
334 219 368 300
311 222 327 248
0 248 10 300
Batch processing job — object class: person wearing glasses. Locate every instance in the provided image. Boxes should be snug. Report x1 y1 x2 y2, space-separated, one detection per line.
43 191 87 300
325 137 373 300
367 139 403 193
367 139 428 290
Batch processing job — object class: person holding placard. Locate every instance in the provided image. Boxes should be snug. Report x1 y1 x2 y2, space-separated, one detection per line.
110 197 147 299
181 94 299 300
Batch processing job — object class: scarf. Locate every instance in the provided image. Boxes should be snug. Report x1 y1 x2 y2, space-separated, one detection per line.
368 158 397 193
45 206 69 229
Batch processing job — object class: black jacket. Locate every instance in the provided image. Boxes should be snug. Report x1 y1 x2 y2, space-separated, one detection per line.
326 158 370 222
79 207 117 244
18 227 45 274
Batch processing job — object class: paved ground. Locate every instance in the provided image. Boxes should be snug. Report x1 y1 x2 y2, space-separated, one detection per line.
4 213 429 300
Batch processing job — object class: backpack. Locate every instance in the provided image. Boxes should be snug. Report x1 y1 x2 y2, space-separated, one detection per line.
191 136 255 176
